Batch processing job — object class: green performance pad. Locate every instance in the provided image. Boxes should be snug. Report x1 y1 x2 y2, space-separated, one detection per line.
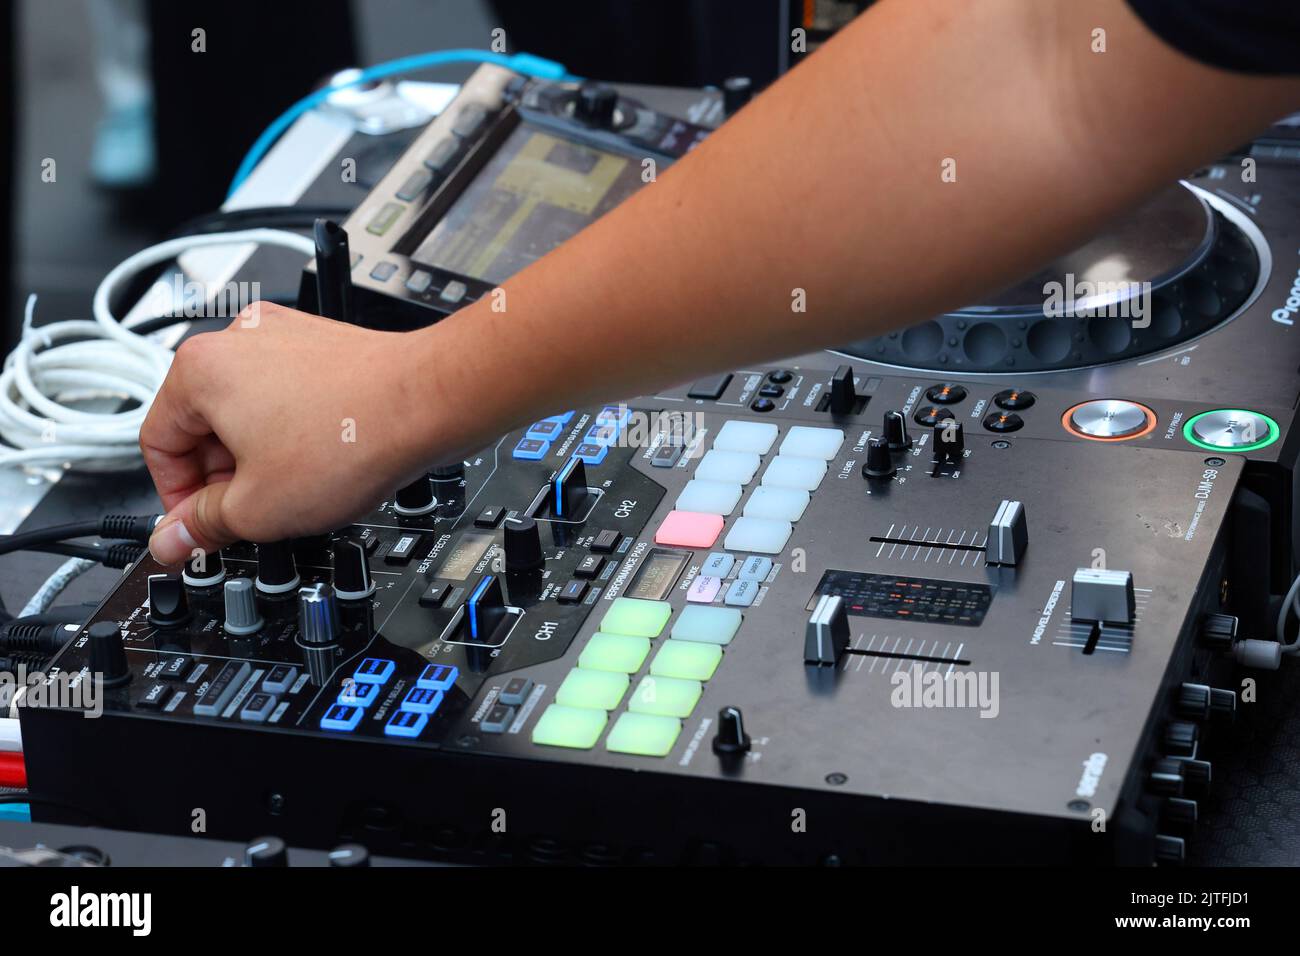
628 675 703 718
670 605 743 645
605 711 682 757
531 704 608 749
578 633 651 673
555 667 629 710
650 640 722 681
599 598 672 638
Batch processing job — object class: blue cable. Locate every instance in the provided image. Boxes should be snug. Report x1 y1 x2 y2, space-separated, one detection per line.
226 49 576 199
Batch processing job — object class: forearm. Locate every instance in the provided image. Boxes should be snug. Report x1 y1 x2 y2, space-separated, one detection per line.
417 0 1298 446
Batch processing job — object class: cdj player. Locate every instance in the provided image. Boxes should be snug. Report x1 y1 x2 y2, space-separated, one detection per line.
18 67 1300 865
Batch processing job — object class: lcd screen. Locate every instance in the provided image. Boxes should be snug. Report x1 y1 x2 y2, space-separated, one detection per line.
436 531 495 581
411 125 645 284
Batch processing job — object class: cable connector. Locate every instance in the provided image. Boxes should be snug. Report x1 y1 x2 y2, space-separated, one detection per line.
98 514 163 544
1234 638 1282 670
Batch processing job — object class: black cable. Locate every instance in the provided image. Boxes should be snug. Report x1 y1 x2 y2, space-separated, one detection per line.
31 542 144 570
0 514 160 559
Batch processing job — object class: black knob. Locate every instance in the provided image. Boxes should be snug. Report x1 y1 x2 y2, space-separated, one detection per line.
883 410 912 451
255 541 300 595
1210 688 1237 720
245 836 288 867
87 620 130 687
182 548 225 587
328 843 371 868
429 461 464 482
1161 797 1198 833
1179 758 1212 791
862 437 895 479
934 420 965 463
332 537 374 601
1148 758 1185 796
1176 683 1212 720
1153 833 1185 865
504 516 544 572
1164 720 1199 757
394 476 437 516
147 573 190 627
574 82 618 127
712 706 752 756
828 364 856 415
721 76 752 116
1199 612 1238 652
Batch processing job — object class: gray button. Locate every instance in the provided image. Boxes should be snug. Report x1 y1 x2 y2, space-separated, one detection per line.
405 270 433 294
452 104 489 138
499 677 533 707
423 138 460 173
724 578 758 607
262 664 298 695
737 556 772 582
440 280 468 304
240 692 277 723
369 261 398 281
396 169 434 201
193 661 252 717
481 703 515 733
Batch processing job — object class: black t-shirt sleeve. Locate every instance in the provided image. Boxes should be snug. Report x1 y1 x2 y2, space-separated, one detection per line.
1126 0 1300 75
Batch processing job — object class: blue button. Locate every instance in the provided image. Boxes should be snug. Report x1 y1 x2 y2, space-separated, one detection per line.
320 703 364 732
385 709 429 738
527 420 564 441
738 556 773 582
702 552 735 578
417 663 459 690
584 423 619 446
402 686 444 714
724 578 759 607
548 411 575 424
338 680 379 708
574 442 609 465
513 437 551 460
354 658 395 684
596 405 631 428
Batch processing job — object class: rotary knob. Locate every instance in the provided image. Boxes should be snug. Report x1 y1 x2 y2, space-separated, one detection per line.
147 573 191 627
332 537 375 601
394 476 437 516
1148 758 1185 796
256 541 300 595
1198 613 1238 652
182 548 225 587
574 82 618 127
245 836 288 867
1163 720 1199 757
298 582 340 645
504 516 544 571
87 620 130 687
712 706 752 756
861 436 895 479
721 76 752 116
882 410 912 451
223 577 264 635
429 461 464 482
328 843 370 868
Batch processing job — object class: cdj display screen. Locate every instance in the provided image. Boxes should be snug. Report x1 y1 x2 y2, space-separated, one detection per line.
411 125 645 285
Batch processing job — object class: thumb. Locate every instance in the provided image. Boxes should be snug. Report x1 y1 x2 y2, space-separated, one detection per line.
148 481 236 566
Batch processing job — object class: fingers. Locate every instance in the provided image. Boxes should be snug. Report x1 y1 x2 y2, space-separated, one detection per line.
139 336 220 512
148 480 235 566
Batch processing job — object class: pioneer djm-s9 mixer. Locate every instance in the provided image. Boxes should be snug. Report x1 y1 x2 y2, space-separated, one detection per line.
18 67 1300 866
16 361 1286 865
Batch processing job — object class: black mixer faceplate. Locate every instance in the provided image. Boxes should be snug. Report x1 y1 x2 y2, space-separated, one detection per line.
842 183 1262 373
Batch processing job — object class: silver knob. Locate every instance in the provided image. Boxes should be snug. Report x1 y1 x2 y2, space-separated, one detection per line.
298 582 340 645
223 578 264 635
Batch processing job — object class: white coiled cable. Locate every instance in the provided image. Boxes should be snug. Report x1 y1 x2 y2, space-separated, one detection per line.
0 229 316 471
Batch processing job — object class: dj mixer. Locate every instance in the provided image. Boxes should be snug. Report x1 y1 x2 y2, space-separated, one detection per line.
17 68 1300 865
